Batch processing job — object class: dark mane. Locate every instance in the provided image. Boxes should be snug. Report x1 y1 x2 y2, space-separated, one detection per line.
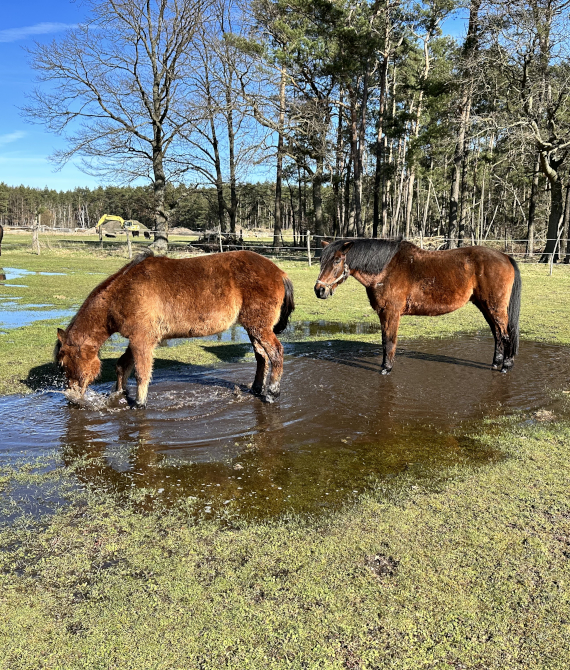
321 238 403 274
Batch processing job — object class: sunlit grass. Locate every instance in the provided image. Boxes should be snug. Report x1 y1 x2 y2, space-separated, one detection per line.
1 241 570 668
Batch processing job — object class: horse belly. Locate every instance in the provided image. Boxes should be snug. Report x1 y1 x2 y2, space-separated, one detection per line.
405 280 472 316
172 302 240 338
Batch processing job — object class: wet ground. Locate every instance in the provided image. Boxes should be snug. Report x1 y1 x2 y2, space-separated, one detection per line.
1 334 568 519
0 267 74 329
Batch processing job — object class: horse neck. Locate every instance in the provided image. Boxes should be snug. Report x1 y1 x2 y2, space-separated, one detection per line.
67 299 112 350
350 268 384 288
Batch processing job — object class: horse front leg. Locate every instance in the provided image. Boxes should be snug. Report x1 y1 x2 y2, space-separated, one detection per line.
115 345 135 393
379 309 401 375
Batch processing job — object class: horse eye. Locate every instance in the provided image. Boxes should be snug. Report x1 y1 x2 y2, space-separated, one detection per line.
333 258 341 265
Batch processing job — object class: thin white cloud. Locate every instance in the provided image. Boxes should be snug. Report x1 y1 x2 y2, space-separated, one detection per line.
0 22 76 43
0 131 26 146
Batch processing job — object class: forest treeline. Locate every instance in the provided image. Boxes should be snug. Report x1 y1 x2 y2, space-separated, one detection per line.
0 182 293 236
14 0 570 259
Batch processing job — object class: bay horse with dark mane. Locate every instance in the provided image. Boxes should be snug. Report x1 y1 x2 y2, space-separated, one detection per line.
315 239 521 374
55 249 294 407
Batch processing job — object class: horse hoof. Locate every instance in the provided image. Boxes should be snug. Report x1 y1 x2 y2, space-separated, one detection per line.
381 368 392 376
262 394 275 404
250 384 263 396
132 401 147 409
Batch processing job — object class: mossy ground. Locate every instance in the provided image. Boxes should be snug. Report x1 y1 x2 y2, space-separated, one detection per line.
1 236 570 668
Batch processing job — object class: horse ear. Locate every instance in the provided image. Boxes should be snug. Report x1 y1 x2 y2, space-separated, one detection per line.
321 240 329 248
57 328 66 344
340 241 354 254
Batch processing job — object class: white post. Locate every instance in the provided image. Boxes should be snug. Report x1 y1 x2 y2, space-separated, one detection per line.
126 230 132 259
307 230 311 266
219 225 223 253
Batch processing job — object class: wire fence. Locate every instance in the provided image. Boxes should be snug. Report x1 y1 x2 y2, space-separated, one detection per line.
183 230 570 267
3 224 569 268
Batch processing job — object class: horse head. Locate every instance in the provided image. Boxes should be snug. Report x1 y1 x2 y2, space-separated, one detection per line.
314 240 354 299
55 328 101 397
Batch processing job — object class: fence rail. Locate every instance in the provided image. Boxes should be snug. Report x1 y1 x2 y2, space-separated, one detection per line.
3 225 570 267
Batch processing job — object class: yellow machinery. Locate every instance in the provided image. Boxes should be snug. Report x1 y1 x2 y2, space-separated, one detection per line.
96 214 150 237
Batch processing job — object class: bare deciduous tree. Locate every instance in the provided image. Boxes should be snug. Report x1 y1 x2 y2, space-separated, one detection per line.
24 0 206 250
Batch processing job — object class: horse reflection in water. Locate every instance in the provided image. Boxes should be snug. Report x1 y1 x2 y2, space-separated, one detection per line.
315 238 521 374
55 249 294 407
60 396 289 512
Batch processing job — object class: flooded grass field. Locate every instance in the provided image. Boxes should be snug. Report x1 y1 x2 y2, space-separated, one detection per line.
2 332 567 520
2 248 570 668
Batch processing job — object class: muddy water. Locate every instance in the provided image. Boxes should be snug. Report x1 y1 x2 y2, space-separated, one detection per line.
1 334 568 518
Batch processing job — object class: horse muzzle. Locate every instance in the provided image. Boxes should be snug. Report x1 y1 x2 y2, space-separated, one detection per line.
314 283 332 299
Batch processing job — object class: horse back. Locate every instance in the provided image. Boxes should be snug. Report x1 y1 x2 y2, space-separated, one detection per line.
378 244 516 316
107 251 288 339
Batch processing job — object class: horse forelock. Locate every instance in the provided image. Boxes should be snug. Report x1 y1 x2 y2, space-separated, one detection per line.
321 238 403 274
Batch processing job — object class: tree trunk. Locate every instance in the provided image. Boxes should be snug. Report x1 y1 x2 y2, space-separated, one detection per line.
527 153 540 256
313 158 324 237
373 53 390 238
225 76 237 235
540 152 565 262
273 70 286 248
152 148 168 251
333 92 344 238
447 0 480 249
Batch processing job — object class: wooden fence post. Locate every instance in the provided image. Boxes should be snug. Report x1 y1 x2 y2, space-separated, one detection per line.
32 219 40 255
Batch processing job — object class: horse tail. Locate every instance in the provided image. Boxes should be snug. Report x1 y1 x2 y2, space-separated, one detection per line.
507 256 521 356
273 275 295 334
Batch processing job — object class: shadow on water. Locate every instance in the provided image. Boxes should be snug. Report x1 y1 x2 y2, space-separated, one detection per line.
3 333 570 520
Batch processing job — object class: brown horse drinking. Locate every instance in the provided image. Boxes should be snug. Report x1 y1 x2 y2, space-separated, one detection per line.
55 249 294 407
315 238 521 374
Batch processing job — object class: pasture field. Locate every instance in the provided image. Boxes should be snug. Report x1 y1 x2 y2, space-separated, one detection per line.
1 237 570 668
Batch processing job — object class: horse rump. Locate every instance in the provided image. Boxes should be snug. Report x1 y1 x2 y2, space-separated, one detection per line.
273 276 295 334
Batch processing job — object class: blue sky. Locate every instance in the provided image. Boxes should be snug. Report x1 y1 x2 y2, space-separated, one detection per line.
0 2 467 192
0 0 98 190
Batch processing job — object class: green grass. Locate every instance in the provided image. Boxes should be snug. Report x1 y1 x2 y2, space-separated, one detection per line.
3 243 570 395
2 242 570 668
1 417 569 668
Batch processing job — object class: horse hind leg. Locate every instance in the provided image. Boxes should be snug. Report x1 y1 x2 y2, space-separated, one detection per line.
115 345 135 393
472 298 504 370
482 303 512 372
129 337 159 408
247 333 269 396
256 328 284 403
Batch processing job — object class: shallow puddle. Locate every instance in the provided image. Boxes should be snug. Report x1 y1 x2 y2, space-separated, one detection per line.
0 266 75 329
0 307 76 330
0 267 66 280
1 334 568 519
